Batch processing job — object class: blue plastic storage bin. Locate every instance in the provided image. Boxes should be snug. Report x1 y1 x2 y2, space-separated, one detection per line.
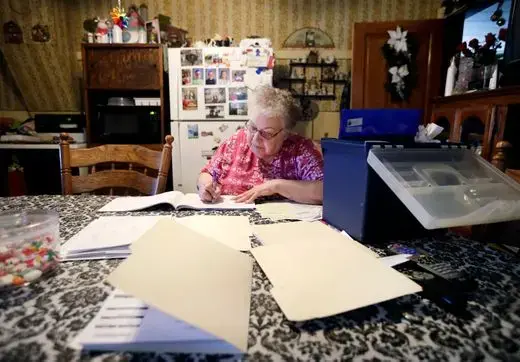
339 109 422 139
321 138 435 242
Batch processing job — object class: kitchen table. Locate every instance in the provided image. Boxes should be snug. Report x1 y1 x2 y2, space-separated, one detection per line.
0 195 519 361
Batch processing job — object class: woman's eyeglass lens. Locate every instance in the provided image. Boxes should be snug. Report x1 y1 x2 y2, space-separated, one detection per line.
246 121 283 140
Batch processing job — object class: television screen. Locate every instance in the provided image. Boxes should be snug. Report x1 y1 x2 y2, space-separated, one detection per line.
462 0 512 58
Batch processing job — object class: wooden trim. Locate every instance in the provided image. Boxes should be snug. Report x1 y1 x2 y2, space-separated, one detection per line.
82 46 90 144
59 136 73 195
159 46 165 143
82 44 162 49
432 86 520 106
505 169 520 184
71 170 157 195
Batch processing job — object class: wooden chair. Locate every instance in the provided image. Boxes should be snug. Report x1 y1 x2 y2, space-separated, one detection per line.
492 141 520 183
59 134 174 195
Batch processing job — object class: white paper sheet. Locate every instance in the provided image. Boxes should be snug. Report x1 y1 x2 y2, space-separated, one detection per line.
174 215 252 251
251 222 422 321
71 289 238 353
61 216 168 260
256 202 322 222
175 194 256 210
99 191 181 212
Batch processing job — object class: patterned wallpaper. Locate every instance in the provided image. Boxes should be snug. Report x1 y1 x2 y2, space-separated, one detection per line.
0 0 441 111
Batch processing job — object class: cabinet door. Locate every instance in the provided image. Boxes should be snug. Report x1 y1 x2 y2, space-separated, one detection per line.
84 47 161 89
455 106 493 159
351 20 444 122
430 107 456 141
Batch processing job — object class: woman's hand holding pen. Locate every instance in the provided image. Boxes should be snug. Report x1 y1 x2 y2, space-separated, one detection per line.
198 171 221 203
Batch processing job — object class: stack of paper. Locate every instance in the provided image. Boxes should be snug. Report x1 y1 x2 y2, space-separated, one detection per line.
81 219 253 354
62 215 253 261
61 216 168 261
71 289 236 353
251 221 422 321
256 202 322 221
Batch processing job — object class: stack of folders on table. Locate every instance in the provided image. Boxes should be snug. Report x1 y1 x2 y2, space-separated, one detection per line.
61 216 169 261
251 221 423 322
72 219 253 354
61 215 253 261
256 202 323 222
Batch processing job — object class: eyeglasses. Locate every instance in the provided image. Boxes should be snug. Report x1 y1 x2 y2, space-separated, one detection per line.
246 121 284 140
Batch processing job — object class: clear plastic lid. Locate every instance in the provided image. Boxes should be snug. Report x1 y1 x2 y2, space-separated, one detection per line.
367 147 520 229
0 210 58 243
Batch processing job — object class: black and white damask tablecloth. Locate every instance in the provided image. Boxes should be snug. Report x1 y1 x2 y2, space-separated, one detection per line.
0 195 519 362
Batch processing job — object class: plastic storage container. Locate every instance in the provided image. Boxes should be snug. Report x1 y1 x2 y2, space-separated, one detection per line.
339 109 422 139
322 138 520 242
367 146 520 229
0 210 60 288
322 139 430 242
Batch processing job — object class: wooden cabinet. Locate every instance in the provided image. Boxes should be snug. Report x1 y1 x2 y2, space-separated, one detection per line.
430 86 520 162
351 19 445 122
82 44 167 146
83 45 162 90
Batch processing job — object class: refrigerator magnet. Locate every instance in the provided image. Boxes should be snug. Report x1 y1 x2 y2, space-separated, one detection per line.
187 124 199 139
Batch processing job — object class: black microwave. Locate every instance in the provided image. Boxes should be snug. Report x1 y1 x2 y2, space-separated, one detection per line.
91 106 162 144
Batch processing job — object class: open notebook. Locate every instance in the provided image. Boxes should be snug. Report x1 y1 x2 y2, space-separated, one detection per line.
99 191 256 212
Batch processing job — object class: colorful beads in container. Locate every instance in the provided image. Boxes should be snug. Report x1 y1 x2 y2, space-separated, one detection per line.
0 210 59 288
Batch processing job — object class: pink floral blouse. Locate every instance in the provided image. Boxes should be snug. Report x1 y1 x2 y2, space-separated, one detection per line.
201 129 323 195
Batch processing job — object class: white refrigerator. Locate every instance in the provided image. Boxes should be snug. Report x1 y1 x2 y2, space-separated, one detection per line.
168 45 273 193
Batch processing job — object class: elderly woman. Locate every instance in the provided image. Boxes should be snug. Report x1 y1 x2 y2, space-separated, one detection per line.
197 86 323 204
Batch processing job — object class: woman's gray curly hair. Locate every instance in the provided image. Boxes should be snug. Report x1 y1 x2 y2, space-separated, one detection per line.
250 86 302 129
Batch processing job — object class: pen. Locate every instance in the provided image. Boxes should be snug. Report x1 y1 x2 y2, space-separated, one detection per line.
211 170 219 202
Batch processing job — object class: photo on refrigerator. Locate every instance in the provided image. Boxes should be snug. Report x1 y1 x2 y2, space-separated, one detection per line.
229 102 248 116
205 105 224 119
206 69 217 85
218 68 230 85
182 88 198 110
182 69 191 85
204 88 226 104
181 49 203 66
229 87 248 101
205 52 222 66
192 68 204 85
231 70 246 83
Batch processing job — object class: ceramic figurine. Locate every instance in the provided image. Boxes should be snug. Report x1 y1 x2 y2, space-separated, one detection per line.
95 19 109 43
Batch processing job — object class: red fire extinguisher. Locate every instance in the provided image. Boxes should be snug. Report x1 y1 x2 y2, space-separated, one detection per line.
8 156 26 196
